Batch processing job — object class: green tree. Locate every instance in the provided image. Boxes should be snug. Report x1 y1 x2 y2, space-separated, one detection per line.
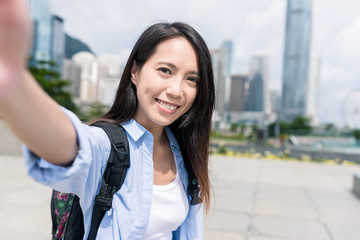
76 101 108 122
268 121 291 136
268 122 276 137
353 129 360 144
247 124 258 142
230 123 239 133
86 101 107 122
28 60 78 112
290 115 312 135
324 123 335 131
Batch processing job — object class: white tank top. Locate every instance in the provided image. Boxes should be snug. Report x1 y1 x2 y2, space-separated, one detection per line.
143 171 189 239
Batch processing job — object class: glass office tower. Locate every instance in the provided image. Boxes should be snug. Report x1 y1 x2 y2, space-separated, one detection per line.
245 55 269 113
220 40 233 122
28 0 52 63
51 15 65 74
281 0 313 121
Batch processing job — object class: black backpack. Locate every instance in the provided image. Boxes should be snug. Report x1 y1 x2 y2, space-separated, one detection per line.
50 121 200 240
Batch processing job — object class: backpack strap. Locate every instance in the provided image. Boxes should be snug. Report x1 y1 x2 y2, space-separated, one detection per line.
88 121 130 240
182 150 201 205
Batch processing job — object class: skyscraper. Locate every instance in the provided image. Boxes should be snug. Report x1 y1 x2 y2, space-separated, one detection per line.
51 15 65 74
306 56 320 125
72 52 98 103
211 49 225 120
69 53 122 106
220 40 234 121
97 55 122 106
281 0 313 122
28 0 65 71
28 0 52 63
211 41 234 123
62 58 81 99
245 54 269 113
229 74 247 112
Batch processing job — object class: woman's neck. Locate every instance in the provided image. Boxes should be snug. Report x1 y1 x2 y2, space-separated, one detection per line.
151 126 168 145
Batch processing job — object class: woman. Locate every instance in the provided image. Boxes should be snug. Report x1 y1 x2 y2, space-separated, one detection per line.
0 0 215 239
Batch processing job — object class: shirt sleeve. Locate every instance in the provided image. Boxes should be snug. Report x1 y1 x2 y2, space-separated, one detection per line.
22 107 111 211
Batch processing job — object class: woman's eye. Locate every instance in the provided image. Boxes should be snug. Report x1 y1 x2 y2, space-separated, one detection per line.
159 67 171 75
187 77 199 83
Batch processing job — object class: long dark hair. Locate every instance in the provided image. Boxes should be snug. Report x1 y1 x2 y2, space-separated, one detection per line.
97 22 215 212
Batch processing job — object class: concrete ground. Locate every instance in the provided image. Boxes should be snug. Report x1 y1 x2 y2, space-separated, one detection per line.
0 155 52 240
1 155 360 240
205 155 360 240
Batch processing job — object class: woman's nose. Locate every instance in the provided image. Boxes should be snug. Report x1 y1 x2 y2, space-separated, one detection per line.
166 77 183 98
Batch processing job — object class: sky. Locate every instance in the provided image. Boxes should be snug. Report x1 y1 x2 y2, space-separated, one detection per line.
49 0 360 127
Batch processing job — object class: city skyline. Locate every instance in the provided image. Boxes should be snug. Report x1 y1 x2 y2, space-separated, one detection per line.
49 0 360 127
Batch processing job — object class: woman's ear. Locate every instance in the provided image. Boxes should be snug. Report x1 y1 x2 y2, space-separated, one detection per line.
131 60 138 85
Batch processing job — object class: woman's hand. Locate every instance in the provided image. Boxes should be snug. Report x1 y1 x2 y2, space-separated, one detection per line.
0 0 31 99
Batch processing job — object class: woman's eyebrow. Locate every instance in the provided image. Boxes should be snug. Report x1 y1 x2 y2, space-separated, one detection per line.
158 62 177 70
189 71 200 76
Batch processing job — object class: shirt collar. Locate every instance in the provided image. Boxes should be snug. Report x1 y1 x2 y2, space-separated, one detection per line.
121 119 180 151
121 119 148 142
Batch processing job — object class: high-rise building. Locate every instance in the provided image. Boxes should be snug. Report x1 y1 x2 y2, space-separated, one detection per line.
227 74 247 123
281 0 313 122
51 15 65 74
211 40 234 123
245 54 269 113
306 56 320 125
72 52 98 103
97 55 122 80
28 0 65 71
269 90 280 113
229 75 247 112
97 55 122 106
69 53 122 106
62 59 81 99
221 41 234 77
220 40 234 121
211 49 225 121
28 0 52 63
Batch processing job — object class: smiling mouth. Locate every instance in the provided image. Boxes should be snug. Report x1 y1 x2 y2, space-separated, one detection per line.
156 98 179 110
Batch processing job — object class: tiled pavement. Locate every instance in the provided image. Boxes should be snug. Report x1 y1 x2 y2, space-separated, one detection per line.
205 156 360 240
1 155 360 240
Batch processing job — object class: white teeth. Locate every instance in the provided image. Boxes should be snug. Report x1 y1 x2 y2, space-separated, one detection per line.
158 100 177 110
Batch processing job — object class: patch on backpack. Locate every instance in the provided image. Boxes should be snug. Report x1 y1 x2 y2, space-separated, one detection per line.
52 191 75 240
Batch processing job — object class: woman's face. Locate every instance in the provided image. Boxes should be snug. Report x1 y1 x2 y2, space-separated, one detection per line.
131 37 198 130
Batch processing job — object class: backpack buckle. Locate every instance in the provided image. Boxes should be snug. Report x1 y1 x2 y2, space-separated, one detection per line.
94 184 116 211
189 188 201 205
113 142 129 167
188 178 202 205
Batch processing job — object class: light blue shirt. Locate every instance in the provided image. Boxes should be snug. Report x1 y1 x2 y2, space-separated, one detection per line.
23 108 204 240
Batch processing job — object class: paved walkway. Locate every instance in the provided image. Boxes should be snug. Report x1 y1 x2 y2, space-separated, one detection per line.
0 155 52 240
205 156 360 240
1 155 360 240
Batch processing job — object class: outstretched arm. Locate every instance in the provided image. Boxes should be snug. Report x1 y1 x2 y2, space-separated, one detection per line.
0 0 77 166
